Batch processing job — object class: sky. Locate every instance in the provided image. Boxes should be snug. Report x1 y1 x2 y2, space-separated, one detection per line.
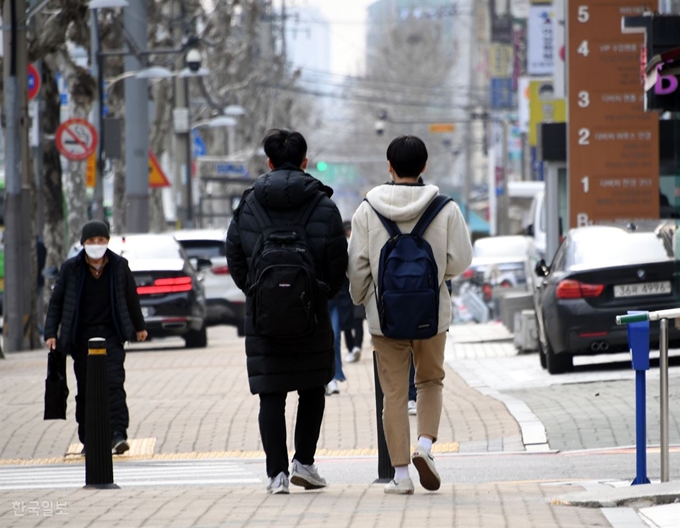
294 0 374 75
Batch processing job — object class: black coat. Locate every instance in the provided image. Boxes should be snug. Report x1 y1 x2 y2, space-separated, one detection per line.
44 249 146 356
226 165 348 394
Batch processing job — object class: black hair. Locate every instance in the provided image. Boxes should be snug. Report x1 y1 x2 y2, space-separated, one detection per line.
386 135 428 178
262 128 307 168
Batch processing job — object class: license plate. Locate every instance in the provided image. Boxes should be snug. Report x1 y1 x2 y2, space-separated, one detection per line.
614 281 672 298
141 307 150 318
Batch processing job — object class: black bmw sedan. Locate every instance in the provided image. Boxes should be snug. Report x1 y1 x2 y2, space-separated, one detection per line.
108 234 208 348
534 224 680 374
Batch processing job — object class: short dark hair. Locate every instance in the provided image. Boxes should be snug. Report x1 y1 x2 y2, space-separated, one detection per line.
386 136 428 178
262 129 307 168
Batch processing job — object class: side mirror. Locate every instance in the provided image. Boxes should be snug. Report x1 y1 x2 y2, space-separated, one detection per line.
190 257 213 271
534 259 549 277
526 224 534 237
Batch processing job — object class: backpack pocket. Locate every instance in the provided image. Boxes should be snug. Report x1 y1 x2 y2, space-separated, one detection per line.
253 265 316 338
380 290 439 340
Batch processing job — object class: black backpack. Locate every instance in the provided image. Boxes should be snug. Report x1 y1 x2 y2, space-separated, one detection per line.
366 195 452 340
247 193 325 338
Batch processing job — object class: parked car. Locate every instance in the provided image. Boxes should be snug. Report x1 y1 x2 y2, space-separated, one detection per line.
534 224 680 374
107 234 208 348
173 229 246 335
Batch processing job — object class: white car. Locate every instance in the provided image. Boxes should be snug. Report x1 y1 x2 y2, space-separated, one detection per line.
173 229 246 335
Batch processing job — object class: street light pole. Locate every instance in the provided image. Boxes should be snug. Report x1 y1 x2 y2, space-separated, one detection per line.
123 0 150 233
172 0 192 228
90 8 105 221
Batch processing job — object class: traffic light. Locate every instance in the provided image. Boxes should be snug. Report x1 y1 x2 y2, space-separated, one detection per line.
316 161 328 172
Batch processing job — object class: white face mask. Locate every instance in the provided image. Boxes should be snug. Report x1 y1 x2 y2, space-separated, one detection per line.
84 244 108 260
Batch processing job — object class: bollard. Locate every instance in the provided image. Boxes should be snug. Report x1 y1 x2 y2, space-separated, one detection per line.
373 351 395 483
659 318 670 483
84 337 118 489
627 312 651 486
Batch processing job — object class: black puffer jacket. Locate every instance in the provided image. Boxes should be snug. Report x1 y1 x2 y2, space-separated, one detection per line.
226 165 348 394
44 249 146 355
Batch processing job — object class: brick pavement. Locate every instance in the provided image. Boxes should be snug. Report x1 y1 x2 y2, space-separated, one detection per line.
0 325 522 463
507 379 680 451
0 482 608 528
0 326 619 527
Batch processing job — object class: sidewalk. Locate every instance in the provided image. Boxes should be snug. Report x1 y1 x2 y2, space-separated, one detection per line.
0 325 625 527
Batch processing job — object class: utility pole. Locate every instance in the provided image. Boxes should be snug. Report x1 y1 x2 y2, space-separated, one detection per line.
90 8 104 222
3 0 33 352
173 0 192 228
124 0 150 233
463 0 477 225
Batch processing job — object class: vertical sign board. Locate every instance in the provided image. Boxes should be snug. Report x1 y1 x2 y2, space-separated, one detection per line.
568 1 659 228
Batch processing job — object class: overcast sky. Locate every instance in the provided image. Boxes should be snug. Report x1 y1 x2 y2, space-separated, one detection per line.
297 0 373 75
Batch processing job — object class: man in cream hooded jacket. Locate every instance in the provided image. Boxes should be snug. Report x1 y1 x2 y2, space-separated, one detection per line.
348 136 472 495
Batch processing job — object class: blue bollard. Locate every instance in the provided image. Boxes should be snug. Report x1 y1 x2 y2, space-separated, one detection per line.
627 311 651 486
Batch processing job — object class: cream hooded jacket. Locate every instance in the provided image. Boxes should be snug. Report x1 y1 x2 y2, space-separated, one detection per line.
347 183 473 337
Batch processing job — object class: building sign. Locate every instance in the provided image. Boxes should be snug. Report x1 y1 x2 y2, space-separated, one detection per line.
568 2 659 227
528 4 554 75
491 78 514 109
528 79 565 146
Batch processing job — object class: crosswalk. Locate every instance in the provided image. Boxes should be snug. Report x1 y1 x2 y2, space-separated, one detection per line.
0 459 262 490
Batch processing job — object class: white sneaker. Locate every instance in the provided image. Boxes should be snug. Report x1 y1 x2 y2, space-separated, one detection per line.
408 400 417 416
351 346 361 362
344 351 357 363
290 459 327 489
384 477 414 495
266 472 290 494
325 380 339 395
412 446 441 491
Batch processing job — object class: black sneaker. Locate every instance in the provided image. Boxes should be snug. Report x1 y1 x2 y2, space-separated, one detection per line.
111 434 130 455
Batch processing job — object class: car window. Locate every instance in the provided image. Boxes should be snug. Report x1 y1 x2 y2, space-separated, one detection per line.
109 238 183 260
178 240 226 259
567 232 672 270
472 237 529 258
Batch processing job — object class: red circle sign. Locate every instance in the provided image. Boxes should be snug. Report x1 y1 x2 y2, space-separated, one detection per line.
28 63 40 101
56 119 98 161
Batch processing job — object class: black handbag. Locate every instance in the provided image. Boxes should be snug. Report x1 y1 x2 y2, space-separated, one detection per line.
43 349 69 420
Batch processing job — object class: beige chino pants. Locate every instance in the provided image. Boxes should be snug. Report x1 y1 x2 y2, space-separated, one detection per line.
372 332 447 467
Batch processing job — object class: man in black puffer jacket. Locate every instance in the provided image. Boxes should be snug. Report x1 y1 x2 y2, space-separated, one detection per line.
227 129 348 495
44 220 147 456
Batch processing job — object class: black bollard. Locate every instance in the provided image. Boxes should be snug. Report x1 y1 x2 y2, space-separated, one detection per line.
373 350 395 483
84 337 118 489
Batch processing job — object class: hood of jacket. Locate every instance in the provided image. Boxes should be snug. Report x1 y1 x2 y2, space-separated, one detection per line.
365 182 440 222
252 163 333 211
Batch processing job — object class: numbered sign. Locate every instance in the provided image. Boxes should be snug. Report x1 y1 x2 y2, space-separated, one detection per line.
56 119 98 161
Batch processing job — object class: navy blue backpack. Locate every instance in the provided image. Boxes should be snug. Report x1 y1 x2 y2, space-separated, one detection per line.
366 195 453 340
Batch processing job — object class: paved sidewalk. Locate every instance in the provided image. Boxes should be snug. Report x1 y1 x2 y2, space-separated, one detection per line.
0 325 617 527
0 326 522 463
0 481 608 528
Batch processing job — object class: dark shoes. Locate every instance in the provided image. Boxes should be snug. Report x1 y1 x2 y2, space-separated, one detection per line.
112 433 130 455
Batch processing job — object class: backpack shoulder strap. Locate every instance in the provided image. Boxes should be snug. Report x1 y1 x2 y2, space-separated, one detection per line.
411 195 453 238
364 199 401 238
248 195 272 230
294 192 326 227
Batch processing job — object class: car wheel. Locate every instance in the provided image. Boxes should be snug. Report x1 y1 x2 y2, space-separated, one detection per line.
545 338 572 375
236 320 245 337
185 323 208 349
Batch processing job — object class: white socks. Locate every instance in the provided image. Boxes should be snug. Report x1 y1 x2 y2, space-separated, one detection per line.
394 465 410 481
418 436 433 452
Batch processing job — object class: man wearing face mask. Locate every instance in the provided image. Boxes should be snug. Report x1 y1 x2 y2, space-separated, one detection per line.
44 220 147 455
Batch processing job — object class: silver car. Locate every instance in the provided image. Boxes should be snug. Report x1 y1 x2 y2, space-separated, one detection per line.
173 229 246 335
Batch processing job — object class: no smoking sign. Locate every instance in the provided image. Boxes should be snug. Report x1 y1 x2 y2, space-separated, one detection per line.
56 118 98 161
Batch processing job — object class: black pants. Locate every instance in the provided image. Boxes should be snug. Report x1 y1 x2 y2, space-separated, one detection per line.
71 330 128 444
258 386 326 478
344 317 364 352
